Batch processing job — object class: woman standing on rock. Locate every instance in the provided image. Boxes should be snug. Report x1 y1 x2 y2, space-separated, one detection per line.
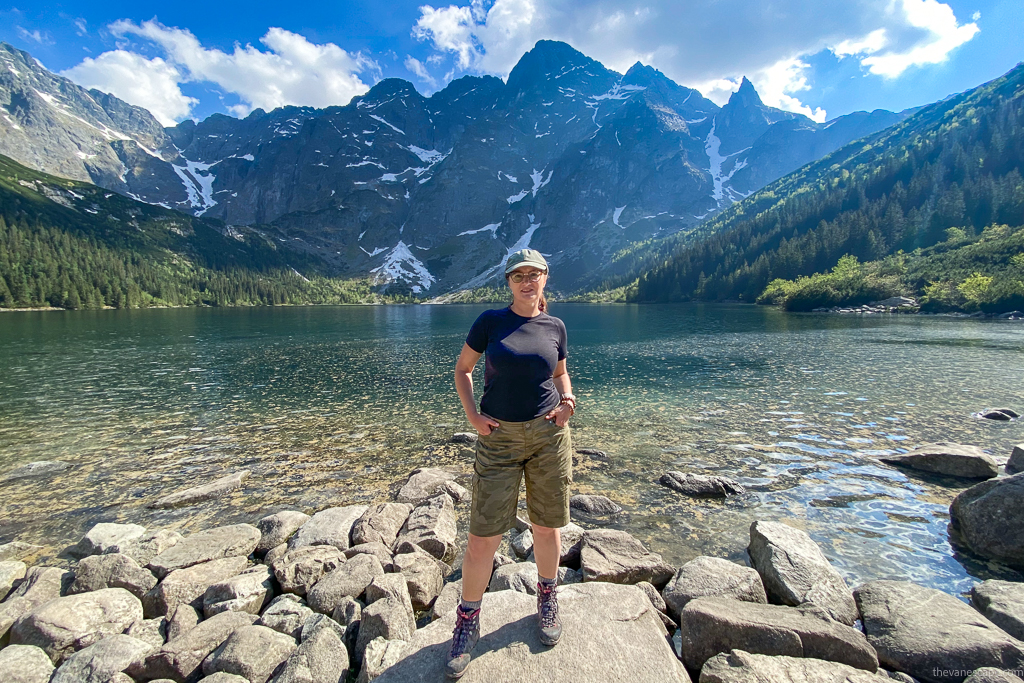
447 248 576 679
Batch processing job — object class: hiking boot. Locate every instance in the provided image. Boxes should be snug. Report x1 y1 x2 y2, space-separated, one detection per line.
537 581 562 646
445 605 481 680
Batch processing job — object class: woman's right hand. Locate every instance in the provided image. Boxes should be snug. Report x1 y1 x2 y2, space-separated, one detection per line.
469 412 500 436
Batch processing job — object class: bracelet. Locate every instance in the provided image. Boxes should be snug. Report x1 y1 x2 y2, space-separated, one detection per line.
559 395 576 415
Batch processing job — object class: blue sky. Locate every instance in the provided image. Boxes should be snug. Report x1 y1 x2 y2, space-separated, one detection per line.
2 0 1021 126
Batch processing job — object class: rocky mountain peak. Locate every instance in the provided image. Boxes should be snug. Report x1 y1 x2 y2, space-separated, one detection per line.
506 40 603 95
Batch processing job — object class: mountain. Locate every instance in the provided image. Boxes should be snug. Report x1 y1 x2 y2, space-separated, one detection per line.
0 40 906 294
626 62 1024 305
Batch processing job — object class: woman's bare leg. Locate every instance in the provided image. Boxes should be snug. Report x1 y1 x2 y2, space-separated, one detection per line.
460 532 504 601
531 524 561 580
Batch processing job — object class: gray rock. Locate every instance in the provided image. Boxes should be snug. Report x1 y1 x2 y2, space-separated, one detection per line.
256 511 312 552
855 580 1024 683
392 549 444 611
352 503 413 548
11 587 144 664
700 650 891 683
109 530 183 567
149 471 250 509
558 522 585 568
394 493 456 560
300 613 346 643
71 523 147 557
635 580 667 613
331 596 362 657
395 468 461 506
166 604 201 642
147 524 261 578
580 529 675 588
493 552 517 571
450 433 477 444
748 520 858 625
50 634 154 683
355 598 413 663
659 471 745 497
392 540 453 577
345 542 396 572
569 494 622 514
0 560 26 601
880 443 1000 479
1008 444 1024 475
2 460 71 481
202 624 297 683
204 565 275 617
0 644 55 683
964 668 1024 683
979 409 1018 421
265 543 290 567
0 567 68 644
430 580 462 622
307 554 385 614
662 556 767 622
357 637 409 683
488 561 540 594
131 610 257 682
373 582 687 683
107 673 135 683
273 626 349 683
440 480 470 504
127 617 168 649
972 580 1024 641
679 596 878 673
145 556 249 618
204 674 251 683
950 472 1024 567
69 552 158 599
511 528 534 558
365 574 416 634
289 505 369 552
0 542 44 562
258 594 315 639
273 545 347 596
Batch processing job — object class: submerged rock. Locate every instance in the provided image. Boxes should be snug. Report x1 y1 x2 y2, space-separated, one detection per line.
2 460 71 481
150 470 250 509
659 471 745 497
950 472 1024 567
971 580 1024 642
569 494 622 515
661 556 766 622
880 443 999 479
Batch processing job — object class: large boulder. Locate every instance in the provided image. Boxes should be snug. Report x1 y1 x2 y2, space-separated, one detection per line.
392 548 444 611
700 650 891 683
290 506 369 552
580 529 674 588
256 511 311 553
0 567 68 644
880 443 1000 479
1007 444 1024 475
346 542 396 572
147 524 261 578
558 522 585 568
661 556 766 622
69 553 158 599
679 596 878 673
166 604 201 641
352 503 413 548
202 624 297 683
131 610 257 682
0 542 44 562
855 580 1024 683
365 574 417 635
394 494 456 560
203 565 275 617
0 644 55 683
273 546 347 596
144 556 249 618
273 626 349 683
372 582 688 682
354 598 413 663
659 472 745 497
964 669 1024 683
50 634 154 683
126 617 167 649
569 494 623 514
950 473 1024 567
971 580 1024 641
71 523 147 557
307 554 385 614
395 468 460 506
747 520 858 625
11 587 144 664
357 638 409 683
149 471 250 509
108 530 184 567
0 560 27 601
258 594 315 639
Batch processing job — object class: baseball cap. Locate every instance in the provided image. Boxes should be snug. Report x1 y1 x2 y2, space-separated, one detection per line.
504 248 548 275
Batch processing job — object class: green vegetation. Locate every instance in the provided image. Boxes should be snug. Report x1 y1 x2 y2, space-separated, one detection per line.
0 154 405 309
626 63 1024 310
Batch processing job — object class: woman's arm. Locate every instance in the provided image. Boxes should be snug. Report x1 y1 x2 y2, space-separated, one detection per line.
545 358 574 427
455 343 499 435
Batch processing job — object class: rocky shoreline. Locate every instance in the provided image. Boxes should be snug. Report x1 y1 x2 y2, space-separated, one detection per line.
1 438 1023 683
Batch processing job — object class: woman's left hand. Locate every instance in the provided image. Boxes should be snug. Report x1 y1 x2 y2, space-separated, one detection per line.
544 403 572 427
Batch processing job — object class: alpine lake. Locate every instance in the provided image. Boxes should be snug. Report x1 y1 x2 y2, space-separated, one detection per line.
1 303 1022 599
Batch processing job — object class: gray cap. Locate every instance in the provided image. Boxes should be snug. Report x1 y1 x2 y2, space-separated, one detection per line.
504 248 548 275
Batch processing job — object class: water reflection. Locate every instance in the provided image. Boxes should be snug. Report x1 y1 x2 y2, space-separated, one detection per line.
0 304 1022 596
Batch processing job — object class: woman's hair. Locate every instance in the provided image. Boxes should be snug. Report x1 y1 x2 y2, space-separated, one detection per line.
507 271 548 312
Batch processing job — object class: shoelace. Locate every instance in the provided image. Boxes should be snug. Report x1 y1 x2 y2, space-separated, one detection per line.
450 607 479 656
537 585 559 628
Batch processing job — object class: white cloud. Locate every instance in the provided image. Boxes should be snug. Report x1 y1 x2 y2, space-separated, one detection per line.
96 20 375 118
17 27 47 43
405 55 438 88
74 18 87 36
412 0 980 119
62 50 197 126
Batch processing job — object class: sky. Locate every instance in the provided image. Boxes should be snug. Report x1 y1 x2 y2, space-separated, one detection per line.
1 0 1021 127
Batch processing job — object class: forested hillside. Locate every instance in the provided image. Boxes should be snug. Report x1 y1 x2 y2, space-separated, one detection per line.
628 63 1024 307
0 155 391 309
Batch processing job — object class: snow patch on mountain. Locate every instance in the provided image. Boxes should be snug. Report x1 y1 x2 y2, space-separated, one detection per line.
507 189 529 204
408 146 445 164
370 115 405 135
459 215 542 290
613 206 626 227
172 159 217 216
530 169 553 196
371 241 435 292
458 223 500 237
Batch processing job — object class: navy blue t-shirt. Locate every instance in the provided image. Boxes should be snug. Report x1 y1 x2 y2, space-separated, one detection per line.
465 307 568 422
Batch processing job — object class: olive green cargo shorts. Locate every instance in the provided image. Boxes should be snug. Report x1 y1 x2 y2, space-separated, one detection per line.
469 413 573 538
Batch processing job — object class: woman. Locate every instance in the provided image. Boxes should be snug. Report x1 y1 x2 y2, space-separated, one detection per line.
447 248 576 679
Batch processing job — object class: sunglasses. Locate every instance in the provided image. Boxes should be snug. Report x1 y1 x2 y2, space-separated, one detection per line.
508 270 546 284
